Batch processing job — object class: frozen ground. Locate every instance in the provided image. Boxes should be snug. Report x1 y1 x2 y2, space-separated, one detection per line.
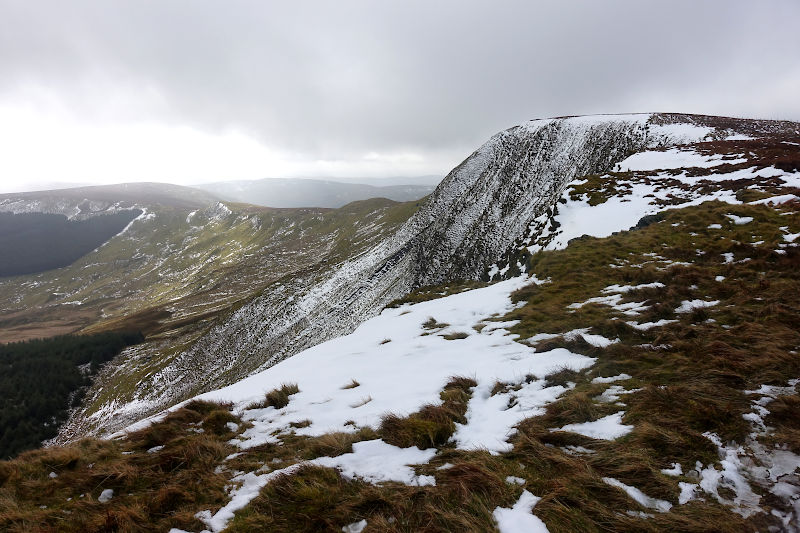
65 113 799 444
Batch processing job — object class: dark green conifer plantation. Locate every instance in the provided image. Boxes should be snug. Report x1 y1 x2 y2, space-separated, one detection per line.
0 331 143 458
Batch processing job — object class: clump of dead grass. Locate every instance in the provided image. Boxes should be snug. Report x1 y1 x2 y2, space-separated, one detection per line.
379 376 476 449
250 383 300 410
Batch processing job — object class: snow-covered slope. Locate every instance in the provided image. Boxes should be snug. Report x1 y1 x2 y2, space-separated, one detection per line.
154 277 595 453
132 276 598 531
63 113 800 440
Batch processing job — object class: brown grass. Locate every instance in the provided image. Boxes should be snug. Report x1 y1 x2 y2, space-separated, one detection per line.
341 379 360 389
764 393 800 453
0 401 241 532
422 317 450 330
249 383 300 409
379 376 476 449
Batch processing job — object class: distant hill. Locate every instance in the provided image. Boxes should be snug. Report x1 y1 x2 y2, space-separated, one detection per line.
194 177 438 208
0 183 223 277
0 182 221 214
325 175 442 187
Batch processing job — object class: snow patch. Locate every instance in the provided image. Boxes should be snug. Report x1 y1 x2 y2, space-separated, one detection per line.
602 477 672 512
311 439 436 486
616 148 740 172
626 319 678 331
591 374 632 384
602 282 664 294
648 123 715 144
726 214 754 225
675 299 719 313
342 519 368 533
568 293 649 316
563 328 618 348
493 490 550 533
554 412 633 440
197 466 302 532
697 433 762 517
595 385 641 404
750 193 798 206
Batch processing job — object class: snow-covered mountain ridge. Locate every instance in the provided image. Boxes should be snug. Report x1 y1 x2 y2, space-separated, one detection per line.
137 185 800 531
65 113 800 442
5 185 800 531
3 112 800 532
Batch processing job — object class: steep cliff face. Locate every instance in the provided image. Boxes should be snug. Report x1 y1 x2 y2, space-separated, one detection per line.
61 113 797 439
406 116 653 285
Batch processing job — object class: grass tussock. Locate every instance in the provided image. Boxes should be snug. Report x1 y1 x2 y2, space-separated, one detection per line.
228 452 521 533
379 376 476 449
422 317 450 330
540 389 621 427
544 366 584 388
250 383 300 410
202 409 240 435
764 393 800 453
350 396 373 408
341 379 360 389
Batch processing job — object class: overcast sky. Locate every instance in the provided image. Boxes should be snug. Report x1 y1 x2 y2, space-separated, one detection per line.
1 1 799 192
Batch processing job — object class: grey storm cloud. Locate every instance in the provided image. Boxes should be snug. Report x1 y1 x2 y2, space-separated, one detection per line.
1 0 799 162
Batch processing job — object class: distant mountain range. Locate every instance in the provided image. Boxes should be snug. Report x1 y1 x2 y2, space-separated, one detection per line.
0 182 220 214
1 176 442 209
193 176 441 208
